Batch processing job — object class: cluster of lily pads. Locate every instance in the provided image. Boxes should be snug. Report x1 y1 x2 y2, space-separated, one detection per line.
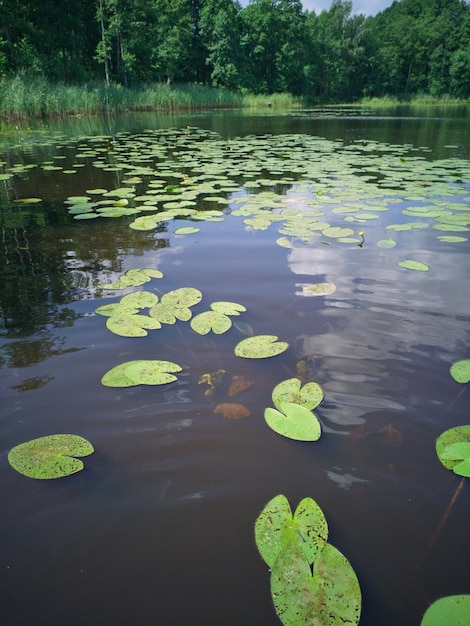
49 126 469 276
419 359 470 625
254 494 361 626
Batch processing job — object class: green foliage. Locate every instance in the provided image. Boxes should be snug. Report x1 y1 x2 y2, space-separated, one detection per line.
450 359 470 384
435 425 470 477
101 359 183 387
255 495 361 626
8 434 94 479
265 403 322 441
1 0 469 111
420 595 470 626
234 335 288 359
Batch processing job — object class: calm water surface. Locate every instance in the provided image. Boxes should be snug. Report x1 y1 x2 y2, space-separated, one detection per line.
1 106 469 626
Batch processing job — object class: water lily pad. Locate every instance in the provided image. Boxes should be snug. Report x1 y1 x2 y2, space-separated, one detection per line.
101 359 182 387
272 378 324 411
120 291 159 309
8 434 94 479
265 402 321 441
435 425 470 473
235 335 288 359
255 495 328 568
210 301 246 316
174 226 200 235
377 238 396 248
420 595 470 626
190 310 232 335
439 442 470 477
450 359 470 383
296 282 336 296
161 287 202 308
397 260 429 271
270 541 361 626
106 314 161 337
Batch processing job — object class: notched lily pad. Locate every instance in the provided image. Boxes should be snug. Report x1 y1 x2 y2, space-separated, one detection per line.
235 335 288 359
270 541 361 626
272 378 324 411
420 594 470 626
101 359 182 387
435 425 470 474
450 359 470 383
397 260 429 272
265 402 321 441
8 434 94 480
190 310 232 335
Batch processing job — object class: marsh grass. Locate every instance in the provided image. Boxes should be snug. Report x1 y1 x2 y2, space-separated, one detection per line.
0 75 302 119
360 94 469 106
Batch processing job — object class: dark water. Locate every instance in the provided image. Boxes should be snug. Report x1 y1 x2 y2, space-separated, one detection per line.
1 106 469 626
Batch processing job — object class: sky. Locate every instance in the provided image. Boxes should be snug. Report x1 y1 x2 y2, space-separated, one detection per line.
238 0 394 16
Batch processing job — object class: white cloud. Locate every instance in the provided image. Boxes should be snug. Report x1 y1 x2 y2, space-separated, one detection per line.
238 0 394 16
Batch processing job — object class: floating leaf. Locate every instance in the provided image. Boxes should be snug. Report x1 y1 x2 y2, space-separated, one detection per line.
120 291 159 309
101 360 182 387
161 287 202 308
377 238 396 248
435 425 470 473
265 402 321 441
106 314 161 337
397 260 429 271
270 541 361 626
174 226 200 235
450 359 470 383
272 377 324 411
420 595 470 626
210 301 246 316
190 310 232 335
439 442 470 477
255 495 328 569
8 434 94 480
296 282 336 296
235 335 288 359
213 402 251 419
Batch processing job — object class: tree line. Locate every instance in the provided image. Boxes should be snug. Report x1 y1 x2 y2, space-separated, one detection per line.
1 0 469 101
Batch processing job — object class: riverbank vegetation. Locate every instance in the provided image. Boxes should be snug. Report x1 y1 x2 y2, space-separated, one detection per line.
0 0 469 119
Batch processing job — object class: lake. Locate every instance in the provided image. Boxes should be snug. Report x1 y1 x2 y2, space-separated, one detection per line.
1 105 469 626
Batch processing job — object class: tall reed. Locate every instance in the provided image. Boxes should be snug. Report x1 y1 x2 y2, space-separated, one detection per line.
0 75 302 119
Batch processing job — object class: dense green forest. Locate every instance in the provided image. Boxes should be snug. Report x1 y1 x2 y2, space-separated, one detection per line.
0 0 469 102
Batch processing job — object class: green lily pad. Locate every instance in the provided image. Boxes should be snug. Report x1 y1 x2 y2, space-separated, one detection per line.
190 310 232 335
210 301 246 316
436 425 470 473
161 287 202 308
397 260 429 271
450 359 470 383
437 235 467 242
101 359 182 387
322 226 354 238
174 226 200 235
377 238 396 248
272 378 324 411
95 303 139 317
8 434 94 480
296 282 336 296
235 335 288 359
106 314 161 337
439 442 470 477
270 541 361 626
255 495 328 568
265 402 321 441
120 291 159 309
420 595 470 626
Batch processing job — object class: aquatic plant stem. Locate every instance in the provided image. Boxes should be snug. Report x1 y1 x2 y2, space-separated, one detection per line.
410 477 465 588
441 386 466 418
